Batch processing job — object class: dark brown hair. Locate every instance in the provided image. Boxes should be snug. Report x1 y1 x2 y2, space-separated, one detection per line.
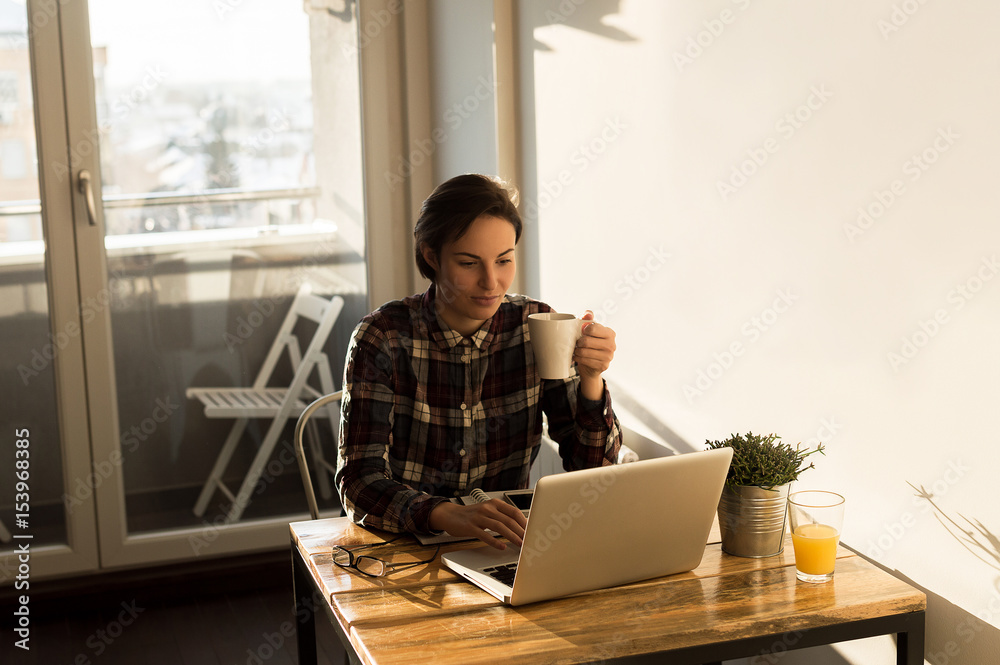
413 174 522 280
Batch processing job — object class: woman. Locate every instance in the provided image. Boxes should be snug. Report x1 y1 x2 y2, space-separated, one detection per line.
336 174 621 549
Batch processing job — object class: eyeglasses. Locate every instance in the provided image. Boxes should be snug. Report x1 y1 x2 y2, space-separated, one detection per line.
332 536 441 578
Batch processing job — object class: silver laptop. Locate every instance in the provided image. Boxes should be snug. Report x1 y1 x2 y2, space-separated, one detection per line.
441 447 733 606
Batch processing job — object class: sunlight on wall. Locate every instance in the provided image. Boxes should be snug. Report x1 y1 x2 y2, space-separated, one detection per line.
518 1 1000 662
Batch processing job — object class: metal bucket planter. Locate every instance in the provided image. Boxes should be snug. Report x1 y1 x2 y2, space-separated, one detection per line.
717 483 790 558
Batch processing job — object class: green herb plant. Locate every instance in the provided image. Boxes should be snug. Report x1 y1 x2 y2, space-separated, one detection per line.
705 431 825 490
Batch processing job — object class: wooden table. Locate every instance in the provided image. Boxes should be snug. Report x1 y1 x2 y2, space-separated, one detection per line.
290 517 925 665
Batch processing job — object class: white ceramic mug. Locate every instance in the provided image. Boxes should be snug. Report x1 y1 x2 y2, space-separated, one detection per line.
528 312 582 380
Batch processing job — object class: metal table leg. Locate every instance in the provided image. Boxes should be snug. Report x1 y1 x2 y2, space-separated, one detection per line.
292 545 318 665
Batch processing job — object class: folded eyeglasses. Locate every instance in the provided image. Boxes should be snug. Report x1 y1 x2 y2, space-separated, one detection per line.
332 536 440 578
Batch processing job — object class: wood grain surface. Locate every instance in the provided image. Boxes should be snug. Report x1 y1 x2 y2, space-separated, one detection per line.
290 517 925 665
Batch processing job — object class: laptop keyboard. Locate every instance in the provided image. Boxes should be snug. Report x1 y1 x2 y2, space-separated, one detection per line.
482 563 517 587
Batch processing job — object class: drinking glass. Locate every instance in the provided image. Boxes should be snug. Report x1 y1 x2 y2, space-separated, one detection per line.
787 491 845 583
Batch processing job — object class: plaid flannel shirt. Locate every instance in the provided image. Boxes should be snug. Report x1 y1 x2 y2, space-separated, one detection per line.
335 285 622 534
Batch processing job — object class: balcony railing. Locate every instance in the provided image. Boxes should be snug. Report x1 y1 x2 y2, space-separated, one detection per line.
0 186 337 268
0 185 321 216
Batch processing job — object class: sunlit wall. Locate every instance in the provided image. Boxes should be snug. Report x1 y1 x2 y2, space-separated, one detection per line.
514 1 1000 663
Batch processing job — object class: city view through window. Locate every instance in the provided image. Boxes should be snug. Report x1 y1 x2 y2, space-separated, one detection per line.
0 0 366 540
1 0 317 249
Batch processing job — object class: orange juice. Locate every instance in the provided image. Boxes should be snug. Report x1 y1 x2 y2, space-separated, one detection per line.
791 523 840 575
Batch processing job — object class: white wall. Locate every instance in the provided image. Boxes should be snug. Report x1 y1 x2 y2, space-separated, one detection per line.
514 1 1000 664
428 0 498 182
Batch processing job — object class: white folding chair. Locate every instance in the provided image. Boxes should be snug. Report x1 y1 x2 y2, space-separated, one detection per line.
187 284 344 523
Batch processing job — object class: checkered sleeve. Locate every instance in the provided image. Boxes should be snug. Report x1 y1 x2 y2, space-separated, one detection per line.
543 374 622 471
335 319 448 534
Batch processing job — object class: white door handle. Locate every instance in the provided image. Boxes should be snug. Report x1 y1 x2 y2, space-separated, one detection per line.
77 169 98 227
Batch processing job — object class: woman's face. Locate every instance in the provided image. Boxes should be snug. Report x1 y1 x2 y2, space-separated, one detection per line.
423 214 517 336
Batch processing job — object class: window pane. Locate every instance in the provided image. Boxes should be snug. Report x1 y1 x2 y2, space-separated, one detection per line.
90 2 316 234
0 0 68 550
88 0 367 534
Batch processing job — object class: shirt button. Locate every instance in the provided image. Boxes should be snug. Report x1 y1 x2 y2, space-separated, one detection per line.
459 448 467 457
462 354 470 362
453 490 462 497
460 403 467 410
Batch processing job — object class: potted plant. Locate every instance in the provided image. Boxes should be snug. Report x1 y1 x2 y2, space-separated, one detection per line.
705 432 824 558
